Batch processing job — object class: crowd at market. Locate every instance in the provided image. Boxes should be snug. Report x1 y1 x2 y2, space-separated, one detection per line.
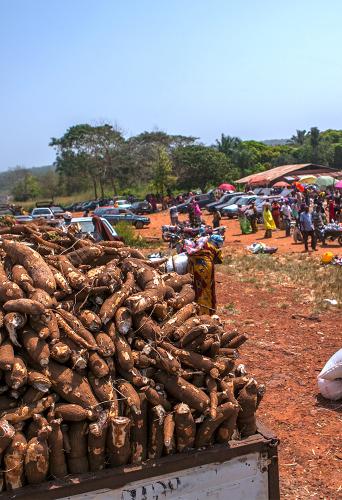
167 186 342 253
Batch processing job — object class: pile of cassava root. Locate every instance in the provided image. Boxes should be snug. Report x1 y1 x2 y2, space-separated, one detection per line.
0 222 264 492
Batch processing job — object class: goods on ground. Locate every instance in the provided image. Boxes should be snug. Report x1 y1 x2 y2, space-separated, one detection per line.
0 221 264 491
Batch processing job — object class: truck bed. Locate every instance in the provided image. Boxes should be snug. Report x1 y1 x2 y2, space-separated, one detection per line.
0 423 279 500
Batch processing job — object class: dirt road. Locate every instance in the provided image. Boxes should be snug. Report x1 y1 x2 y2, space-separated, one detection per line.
139 209 342 257
140 210 342 498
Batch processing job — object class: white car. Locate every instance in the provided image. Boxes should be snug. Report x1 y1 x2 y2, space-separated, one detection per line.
69 217 121 242
31 207 54 220
117 200 132 209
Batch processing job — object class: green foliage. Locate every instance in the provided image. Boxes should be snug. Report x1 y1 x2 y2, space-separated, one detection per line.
7 125 342 205
152 147 176 196
289 130 307 145
115 221 149 248
332 144 342 169
173 145 235 191
12 173 41 201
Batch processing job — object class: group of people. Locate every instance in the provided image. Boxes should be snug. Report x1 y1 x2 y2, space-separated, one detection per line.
238 188 341 252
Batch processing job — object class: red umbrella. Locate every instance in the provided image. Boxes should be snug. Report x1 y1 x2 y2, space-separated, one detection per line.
273 181 290 188
293 181 305 192
218 183 235 191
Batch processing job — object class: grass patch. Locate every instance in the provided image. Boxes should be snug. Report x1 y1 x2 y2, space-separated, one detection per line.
115 221 151 248
224 302 239 314
221 253 342 310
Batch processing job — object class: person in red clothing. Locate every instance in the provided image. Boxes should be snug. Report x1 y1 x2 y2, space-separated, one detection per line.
271 200 281 229
328 198 335 222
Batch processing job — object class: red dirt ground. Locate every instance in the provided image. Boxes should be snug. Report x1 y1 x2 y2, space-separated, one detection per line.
139 211 342 499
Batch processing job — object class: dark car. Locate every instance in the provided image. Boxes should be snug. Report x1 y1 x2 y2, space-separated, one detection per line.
130 200 153 214
94 207 150 229
206 192 244 213
215 194 246 214
177 192 216 213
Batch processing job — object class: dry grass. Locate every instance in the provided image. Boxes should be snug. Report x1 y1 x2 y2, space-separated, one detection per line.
221 253 342 310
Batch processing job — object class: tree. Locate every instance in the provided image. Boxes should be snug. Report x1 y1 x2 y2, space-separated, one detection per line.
173 146 233 192
310 127 320 163
152 147 176 196
39 171 60 200
50 124 127 198
12 173 41 201
127 130 197 186
332 144 342 169
215 134 241 155
289 130 306 145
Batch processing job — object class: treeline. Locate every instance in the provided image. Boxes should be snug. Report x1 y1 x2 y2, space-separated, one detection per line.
10 125 342 201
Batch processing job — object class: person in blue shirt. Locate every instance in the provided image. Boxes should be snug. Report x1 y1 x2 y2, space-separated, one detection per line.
299 206 317 252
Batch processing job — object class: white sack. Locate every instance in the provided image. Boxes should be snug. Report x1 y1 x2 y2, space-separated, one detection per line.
318 348 342 381
317 377 342 401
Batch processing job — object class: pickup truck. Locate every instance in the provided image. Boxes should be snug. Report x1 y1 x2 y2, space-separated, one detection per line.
4 424 279 500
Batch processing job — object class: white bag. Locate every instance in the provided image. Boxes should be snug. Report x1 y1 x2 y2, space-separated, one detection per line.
317 377 342 401
166 253 189 275
318 348 342 381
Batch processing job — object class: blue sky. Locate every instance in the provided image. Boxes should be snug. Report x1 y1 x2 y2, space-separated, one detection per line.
1 0 342 170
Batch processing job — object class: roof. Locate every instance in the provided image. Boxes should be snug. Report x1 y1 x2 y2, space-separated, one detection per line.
235 164 338 185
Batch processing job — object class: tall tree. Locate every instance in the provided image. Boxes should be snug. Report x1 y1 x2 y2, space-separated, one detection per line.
215 134 241 155
310 127 320 163
173 146 233 192
50 124 126 198
289 130 307 145
152 147 176 196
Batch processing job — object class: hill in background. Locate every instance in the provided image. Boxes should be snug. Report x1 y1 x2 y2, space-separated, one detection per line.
0 164 54 195
262 139 289 146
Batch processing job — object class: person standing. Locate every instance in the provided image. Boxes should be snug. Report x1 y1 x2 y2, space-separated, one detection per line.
312 204 324 244
188 234 223 314
299 206 317 251
281 200 292 237
169 205 179 225
212 209 221 229
263 203 276 238
271 200 281 229
328 198 335 222
193 199 202 226
245 202 258 233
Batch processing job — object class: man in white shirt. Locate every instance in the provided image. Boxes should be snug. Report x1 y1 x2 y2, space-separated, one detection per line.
281 200 292 237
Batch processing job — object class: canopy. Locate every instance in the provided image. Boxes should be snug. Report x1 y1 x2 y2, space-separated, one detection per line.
218 183 236 191
335 180 342 189
273 181 290 187
298 174 317 184
316 176 335 187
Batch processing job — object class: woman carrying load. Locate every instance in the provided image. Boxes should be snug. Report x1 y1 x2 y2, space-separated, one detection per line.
188 234 223 314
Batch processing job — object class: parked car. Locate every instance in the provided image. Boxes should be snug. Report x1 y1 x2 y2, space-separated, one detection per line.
94 208 150 229
69 217 122 241
206 192 244 213
50 206 65 218
130 200 153 214
222 195 258 218
116 200 132 209
177 192 216 213
31 207 54 220
14 215 33 223
215 194 246 214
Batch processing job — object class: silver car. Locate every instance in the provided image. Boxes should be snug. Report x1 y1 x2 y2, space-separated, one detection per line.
31 207 54 220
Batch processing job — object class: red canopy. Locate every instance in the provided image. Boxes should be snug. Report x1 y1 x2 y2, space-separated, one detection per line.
218 183 235 191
